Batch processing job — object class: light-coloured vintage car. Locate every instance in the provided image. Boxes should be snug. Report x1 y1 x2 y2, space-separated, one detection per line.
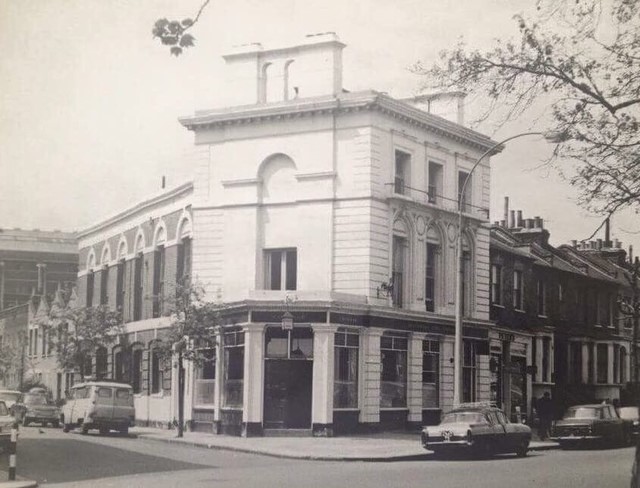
421 404 531 457
61 381 135 435
0 390 22 415
0 401 16 452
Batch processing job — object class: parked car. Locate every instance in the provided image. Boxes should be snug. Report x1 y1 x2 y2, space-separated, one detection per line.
421 404 531 457
617 406 640 440
12 393 60 427
0 400 15 452
61 381 135 435
551 403 630 448
0 390 23 416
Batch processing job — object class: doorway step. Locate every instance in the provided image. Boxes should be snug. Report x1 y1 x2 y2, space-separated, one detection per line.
263 429 312 437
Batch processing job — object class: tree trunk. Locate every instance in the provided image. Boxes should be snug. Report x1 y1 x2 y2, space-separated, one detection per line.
177 350 185 438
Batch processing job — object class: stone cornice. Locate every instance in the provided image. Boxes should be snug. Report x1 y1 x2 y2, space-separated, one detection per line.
179 91 501 153
77 182 194 240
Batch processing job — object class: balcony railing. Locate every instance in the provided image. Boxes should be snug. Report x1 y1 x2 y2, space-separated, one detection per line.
386 182 488 219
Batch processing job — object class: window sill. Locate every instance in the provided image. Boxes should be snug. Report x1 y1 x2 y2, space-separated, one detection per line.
514 309 526 313
537 314 548 319
491 303 505 309
380 407 409 411
193 404 216 410
333 408 360 412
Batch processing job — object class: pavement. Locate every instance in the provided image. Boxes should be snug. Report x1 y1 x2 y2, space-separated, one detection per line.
132 426 560 462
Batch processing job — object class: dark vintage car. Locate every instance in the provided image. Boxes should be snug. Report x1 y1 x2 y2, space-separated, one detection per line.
13 393 60 428
618 406 640 439
551 403 630 448
421 404 531 457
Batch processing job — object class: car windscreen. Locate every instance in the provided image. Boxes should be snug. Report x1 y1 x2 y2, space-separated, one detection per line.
24 395 47 405
0 392 20 403
442 412 487 424
564 407 599 419
619 407 639 420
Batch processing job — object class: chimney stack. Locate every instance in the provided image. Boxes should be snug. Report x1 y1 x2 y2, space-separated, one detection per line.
597 238 603 250
510 210 516 228
504 197 509 229
517 210 523 228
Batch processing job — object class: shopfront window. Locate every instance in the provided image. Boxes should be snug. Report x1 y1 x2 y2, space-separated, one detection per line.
422 340 440 408
223 331 244 408
381 334 408 408
334 329 359 409
195 347 216 406
597 343 608 384
463 340 479 403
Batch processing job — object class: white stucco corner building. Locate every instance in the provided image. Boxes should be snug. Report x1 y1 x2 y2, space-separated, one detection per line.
76 34 502 437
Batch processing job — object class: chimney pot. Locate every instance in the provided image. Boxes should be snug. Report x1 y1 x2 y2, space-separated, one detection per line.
597 238 603 249
571 240 577 248
500 220 506 228
517 210 523 227
510 210 515 228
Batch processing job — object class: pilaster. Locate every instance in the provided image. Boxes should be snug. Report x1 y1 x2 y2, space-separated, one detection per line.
311 324 338 436
242 323 264 436
407 332 425 424
360 328 382 424
607 342 614 384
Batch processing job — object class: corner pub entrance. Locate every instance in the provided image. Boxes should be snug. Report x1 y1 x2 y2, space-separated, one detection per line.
263 326 314 430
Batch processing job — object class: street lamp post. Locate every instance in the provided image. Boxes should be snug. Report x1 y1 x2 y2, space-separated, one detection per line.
453 131 566 407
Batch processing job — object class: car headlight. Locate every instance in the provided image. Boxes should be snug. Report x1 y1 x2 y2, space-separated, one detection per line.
633 421 639 426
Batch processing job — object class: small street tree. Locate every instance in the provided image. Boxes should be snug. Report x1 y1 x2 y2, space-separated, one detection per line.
414 0 640 218
42 305 123 381
153 279 223 438
0 341 20 386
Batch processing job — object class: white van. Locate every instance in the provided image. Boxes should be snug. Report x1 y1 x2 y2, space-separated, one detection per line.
61 381 135 435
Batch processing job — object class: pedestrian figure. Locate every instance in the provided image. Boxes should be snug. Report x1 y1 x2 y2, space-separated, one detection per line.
536 392 553 441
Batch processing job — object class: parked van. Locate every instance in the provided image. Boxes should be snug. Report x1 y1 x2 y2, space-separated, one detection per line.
61 381 135 435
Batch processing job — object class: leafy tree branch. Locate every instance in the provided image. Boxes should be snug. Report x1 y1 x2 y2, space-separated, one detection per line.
414 0 640 216
152 0 212 56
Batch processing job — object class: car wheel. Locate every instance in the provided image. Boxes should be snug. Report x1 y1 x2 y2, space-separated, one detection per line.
99 427 109 436
62 423 71 433
119 426 129 436
81 424 89 435
516 440 529 457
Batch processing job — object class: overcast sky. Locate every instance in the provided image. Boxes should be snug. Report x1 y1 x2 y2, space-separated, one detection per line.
1 0 637 253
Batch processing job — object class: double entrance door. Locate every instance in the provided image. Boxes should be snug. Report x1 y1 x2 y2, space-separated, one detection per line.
264 360 313 429
263 326 314 430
